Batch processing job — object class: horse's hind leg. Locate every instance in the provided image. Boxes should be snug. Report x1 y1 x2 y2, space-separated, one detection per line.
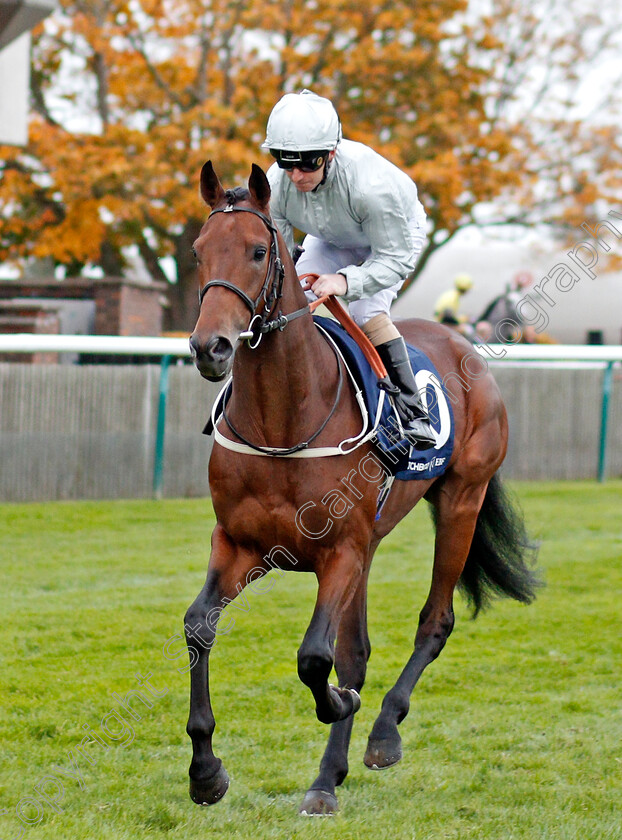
299 570 371 816
364 478 488 770
185 524 264 806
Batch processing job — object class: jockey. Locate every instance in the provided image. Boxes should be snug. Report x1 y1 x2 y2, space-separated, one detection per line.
263 89 436 450
434 273 473 325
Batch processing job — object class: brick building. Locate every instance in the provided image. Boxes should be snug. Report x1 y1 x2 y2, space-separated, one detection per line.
0 277 168 363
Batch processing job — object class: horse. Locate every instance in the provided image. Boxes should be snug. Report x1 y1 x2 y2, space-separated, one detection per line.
185 161 539 816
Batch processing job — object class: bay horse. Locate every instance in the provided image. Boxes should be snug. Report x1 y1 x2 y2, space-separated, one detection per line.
185 161 538 815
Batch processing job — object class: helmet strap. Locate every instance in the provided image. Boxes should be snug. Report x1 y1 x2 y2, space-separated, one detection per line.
315 150 335 190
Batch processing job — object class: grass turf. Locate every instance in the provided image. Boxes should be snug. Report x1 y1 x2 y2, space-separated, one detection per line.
0 481 620 839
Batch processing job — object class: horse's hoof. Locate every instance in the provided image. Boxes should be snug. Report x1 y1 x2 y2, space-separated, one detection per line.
299 789 338 816
317 685 361 723
189 763 230 805
349 688 362 715
364 735 402 769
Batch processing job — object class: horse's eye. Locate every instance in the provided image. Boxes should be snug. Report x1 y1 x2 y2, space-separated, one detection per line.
191 246 198 262
253 246 267 262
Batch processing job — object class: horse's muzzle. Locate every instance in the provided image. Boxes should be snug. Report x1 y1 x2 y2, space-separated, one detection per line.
189 334 234 381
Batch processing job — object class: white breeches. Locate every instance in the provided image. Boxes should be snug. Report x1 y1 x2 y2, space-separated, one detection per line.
295 222 426 327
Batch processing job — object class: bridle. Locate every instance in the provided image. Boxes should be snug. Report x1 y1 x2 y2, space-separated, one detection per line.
197 201 344 456
198 203 311 350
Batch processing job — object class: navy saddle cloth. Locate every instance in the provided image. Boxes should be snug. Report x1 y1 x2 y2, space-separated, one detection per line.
315 316 454 480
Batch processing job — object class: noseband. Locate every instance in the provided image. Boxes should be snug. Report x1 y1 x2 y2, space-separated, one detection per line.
198 203 309 349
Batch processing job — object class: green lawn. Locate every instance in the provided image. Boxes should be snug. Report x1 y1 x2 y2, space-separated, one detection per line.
1 481 620 840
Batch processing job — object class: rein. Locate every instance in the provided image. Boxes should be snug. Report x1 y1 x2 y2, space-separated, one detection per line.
221 337 344 455
198 202 343 456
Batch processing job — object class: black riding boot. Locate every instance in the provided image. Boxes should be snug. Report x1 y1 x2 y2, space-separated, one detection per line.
376 337 437 450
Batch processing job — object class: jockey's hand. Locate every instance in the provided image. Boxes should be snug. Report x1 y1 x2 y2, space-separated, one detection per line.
311 273 347 298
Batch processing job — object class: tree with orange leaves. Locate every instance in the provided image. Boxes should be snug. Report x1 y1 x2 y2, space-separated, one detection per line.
1 0 620 330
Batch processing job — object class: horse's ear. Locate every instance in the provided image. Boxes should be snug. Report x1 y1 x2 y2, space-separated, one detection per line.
248 163 271 212
200 160 226 208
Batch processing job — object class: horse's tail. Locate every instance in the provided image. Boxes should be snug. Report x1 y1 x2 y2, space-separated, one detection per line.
457 473 541 617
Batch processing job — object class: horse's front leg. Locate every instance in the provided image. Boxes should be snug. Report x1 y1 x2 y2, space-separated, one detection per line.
299 567 371 816
184 524 262 806
297 546 365 727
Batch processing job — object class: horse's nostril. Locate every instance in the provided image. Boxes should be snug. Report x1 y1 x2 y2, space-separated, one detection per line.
206 336 233 362
189 335 200 357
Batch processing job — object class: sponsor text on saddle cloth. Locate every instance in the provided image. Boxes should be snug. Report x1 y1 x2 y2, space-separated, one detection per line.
315 317 454 480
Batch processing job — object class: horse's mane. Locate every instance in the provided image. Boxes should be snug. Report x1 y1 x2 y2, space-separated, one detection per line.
224 187 250 205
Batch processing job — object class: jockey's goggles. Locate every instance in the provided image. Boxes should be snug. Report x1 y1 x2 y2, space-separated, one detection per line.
270 149 329 172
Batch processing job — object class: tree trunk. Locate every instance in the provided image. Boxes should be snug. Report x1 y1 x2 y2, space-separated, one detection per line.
164 221 203 332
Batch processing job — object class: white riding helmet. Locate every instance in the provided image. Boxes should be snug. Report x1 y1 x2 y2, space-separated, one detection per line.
262 89 342 153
